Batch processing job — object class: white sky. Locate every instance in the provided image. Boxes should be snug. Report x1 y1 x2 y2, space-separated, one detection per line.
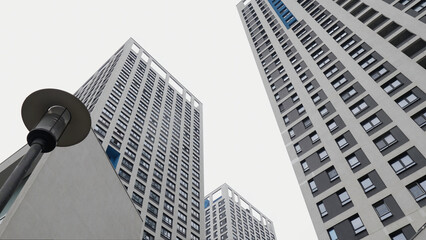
0 1 317 239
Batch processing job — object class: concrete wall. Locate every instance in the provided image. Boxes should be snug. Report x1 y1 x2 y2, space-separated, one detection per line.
0 131 143 239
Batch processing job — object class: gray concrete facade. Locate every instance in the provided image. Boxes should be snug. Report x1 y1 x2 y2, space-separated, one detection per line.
0 131 143 239
204 184 276 240
74 38 205 240
237 0 426 239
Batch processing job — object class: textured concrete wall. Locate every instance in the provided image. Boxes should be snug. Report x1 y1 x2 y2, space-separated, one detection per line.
0 131 143 239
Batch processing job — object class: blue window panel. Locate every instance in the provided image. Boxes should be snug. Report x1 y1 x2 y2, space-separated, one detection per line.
106 145 120 169
268 0 298 29
204 199 210 208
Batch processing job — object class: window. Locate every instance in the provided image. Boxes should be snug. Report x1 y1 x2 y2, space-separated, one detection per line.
375 133 397 151
283 115 290 124
292 94 300 102
350 216 366 234
310 132 320 143
362 116 381 132
317 202 328 217
391 231 407 240
351 101 368 116
360 55 376 69
303 117 312 128
342 37 356 50
407 178 426 201
370 65 388 80
338 189 351 205
305 83 314 92
312 48 324 60
397 92 419 109
297 105 305 114
324 65 338 78
383 79 402 94
327 120 338 132
318 148 328 160
328 229 338 240
374 201 393 221
161 227 171 239
319 105 329 116
346 155 361 169
309 179 318 193
301 160 309 172
332 75 348 89
327 167 339 181
312 93 321 103
340 87 357 101
390 154 416 174
294 144 302 153
359 176 375 192
412 1 426 12
336 136 349 149
317 57 331 68
288 128 295 138
350 45 365 59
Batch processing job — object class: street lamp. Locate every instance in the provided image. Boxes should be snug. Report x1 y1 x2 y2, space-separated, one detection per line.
0 89 91 213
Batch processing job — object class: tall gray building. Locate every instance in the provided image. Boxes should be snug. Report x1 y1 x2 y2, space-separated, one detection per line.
204 184 276 240
74 38 204 240
237 0 426 239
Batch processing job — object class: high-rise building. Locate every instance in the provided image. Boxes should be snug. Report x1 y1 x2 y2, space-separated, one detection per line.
237 0 426 239
204 184 276 240
74 38 205 240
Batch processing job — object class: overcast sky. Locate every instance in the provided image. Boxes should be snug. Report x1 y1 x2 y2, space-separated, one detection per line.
0 1 317 239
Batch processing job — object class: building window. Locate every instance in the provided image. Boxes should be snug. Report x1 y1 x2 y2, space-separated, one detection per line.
284 115 290 124
382 79 402 94
319 105 329 116
350 215 366 235
390 231 407 240
309 179 318 193
338 189 351 205
292 94 300 102
390 154 416 174
351 101 368 116
294 144 302 153
310 132 320 143
288 128 295 138
312 48 325 60
374 133 397 151
301 160 309 172
297 105 305 114
346 155 361 169
359 176 376 192
407 178 426 202
397 92 419 109
312 93 321 104
317 202 328 217
328 229 338 240
360 55 376 69
336 136 349 149
340 87 357 101
342 37 356 50
327 120 338 132
306 83 314 92
412 1 426 12
327 167 339 181
318 148 329 161
324 65 338 78
350 45 366 59
161 227 172 239
332 75 348 89
412 109 426 128
374 201 393 221
318 57 331 68
361 116 382 132
370 65 388 81
303 117 312 128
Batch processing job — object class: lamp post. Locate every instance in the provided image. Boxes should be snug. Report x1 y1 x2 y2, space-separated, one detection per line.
0 89 91 213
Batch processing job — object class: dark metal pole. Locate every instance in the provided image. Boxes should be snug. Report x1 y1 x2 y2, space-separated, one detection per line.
0 140 44 213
